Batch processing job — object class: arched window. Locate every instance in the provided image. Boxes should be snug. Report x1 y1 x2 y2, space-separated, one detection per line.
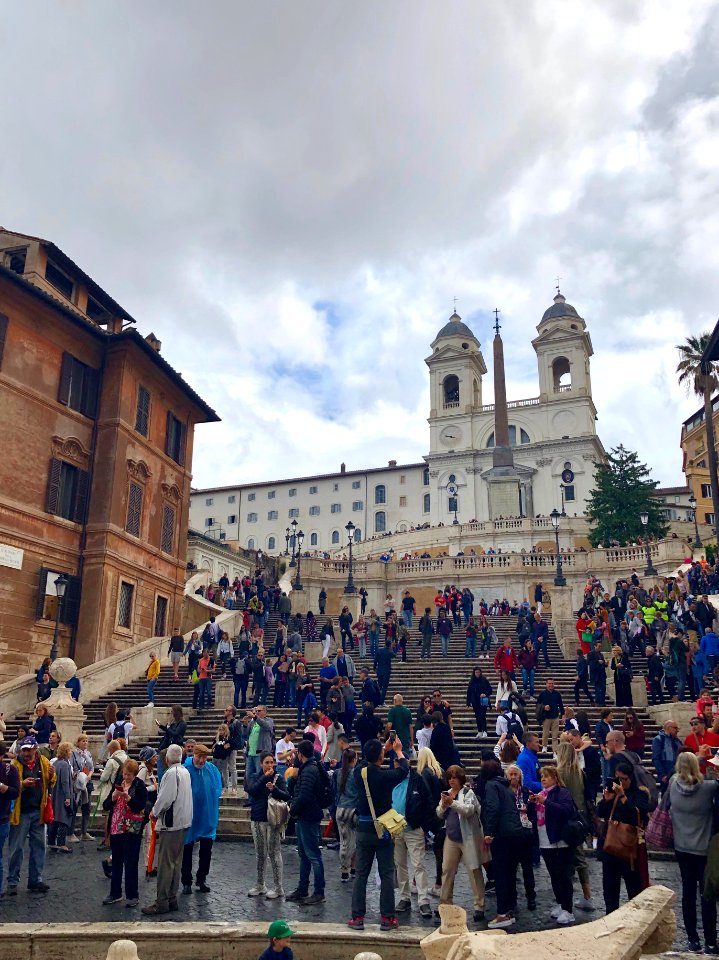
552 357 571 392
443 374 460 406
374 484 386 504
375 511 386 533
422 467 430 486
267 536 276 551
423 493 430 513
354 528 361 542
486 426 530 447
331 530 340 544
247 538 255 550
310 532 318 546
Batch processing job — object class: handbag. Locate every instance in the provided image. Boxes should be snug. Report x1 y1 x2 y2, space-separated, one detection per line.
603 796 642 866
42 792 54 825
479 694 490 708
645 790 673 849
267 795 290 831
360 766 407 840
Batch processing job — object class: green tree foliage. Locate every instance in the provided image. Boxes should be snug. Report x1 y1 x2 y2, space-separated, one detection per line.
585 445 669 546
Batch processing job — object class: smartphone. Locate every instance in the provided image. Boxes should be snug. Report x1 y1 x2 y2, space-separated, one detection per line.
388 730 397 743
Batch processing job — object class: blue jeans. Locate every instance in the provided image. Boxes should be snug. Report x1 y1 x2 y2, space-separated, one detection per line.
8 810 46 888
479 632 491 652
245 753 261 787
296 820 325 896
463 608 472 626
536 639 550 667
465 635 476 657
288 682 297 707
402 610 412 629
440 634 450 657
378 675 390 705
147 679 157 702
198 678 212 709
0 821 9 892
369 631 379 658
521 667 535 696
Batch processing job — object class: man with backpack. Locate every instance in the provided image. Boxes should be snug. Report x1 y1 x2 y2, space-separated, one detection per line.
358 668 381 708
285 740 328 905
108 710 134 748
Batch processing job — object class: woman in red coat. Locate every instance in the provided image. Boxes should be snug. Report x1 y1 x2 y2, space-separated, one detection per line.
621 709 646 758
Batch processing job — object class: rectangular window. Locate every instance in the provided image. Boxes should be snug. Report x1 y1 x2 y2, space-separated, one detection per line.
58 352 99 418
399 496 407 507
352 480 361 489
205 497 214 506
309 505 320 516
247 512 257 522
35 569 82 624
706 513 716 526
86 296 110 324
135 384 150 436
125 481 143 536
45 260 74 299
161 504 175 553
248 492 256 502
448 496 458 513
288 488 297 497
118 581 134 629
0 313 8 370
352 501 364 511
288 508 299 518
333 483 339 491
268 490 276 499
331 503 342 513
205 517 214 527
45 458 90 523
564 485 576 502
400 475 406 485
228 495 236 503
227 513 237 525
702 483 712 499
165 412 186 465
309 485 318 494
154 595 168 636
268 510 278 520
423 493 430 513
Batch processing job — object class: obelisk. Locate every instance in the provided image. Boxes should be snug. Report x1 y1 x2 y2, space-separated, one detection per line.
486 309 522 518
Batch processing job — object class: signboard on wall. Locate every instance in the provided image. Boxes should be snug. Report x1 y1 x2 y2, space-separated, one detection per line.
0 544 23 570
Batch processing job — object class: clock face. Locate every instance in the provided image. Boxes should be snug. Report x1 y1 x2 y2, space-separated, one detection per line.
446 482 459 496
561 468 575 483
440 426 463 446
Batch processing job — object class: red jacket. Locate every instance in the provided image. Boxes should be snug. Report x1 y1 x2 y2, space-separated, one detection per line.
493 645 519 673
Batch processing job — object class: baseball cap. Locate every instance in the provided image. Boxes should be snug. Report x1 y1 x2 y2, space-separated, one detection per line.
19 736 38 749
268 919 294 940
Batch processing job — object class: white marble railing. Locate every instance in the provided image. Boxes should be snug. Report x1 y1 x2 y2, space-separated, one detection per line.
521 552 576 567
320 560 368 575
603 544 658 564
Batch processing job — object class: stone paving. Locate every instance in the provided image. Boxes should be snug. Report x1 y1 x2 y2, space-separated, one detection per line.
0 839 690 949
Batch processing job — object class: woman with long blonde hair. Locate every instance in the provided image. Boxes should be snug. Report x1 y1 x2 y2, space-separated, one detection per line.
416 747 445 896
555 742 594 910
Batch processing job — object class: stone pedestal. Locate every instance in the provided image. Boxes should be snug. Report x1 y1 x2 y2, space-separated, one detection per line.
214 680 234 709
44 658 86 745
290 587 310 615
486 474 522 520
304 641 323 664
131 706 161 740
342 592 362 622
547 584 577 658
87 733 106 764
631 677 648 709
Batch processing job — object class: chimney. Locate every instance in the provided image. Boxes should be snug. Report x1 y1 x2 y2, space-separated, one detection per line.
145 332 162 353
388 459 397 467
340 462 346 473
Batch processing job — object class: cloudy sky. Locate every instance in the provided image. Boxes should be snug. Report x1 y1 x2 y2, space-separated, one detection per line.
4 1 719 489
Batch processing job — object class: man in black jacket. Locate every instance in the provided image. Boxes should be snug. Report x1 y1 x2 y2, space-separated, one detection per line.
535 679 564 753
348 737 407 931
566 728 602 800
479 755 525 929
587 641 607 705
286 740 326 905
394 767 433 918
645 645 665 705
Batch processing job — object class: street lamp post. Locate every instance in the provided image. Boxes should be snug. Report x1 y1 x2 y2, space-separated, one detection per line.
689 494 702 550
285 527 291 556
550 509 566 586
345 520 356 593
559 484 566 517
640 512 657 577
50 573 69 662
294 529 305 590
289 518 298 567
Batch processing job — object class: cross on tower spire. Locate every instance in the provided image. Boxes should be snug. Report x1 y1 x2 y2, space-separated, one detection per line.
493 307 501 335
452 296 458 313
555 276 562 295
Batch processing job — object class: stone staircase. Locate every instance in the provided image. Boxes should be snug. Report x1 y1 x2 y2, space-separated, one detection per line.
15 608 662 840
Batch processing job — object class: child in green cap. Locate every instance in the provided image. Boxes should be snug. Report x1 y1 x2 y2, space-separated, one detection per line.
258 919 294 960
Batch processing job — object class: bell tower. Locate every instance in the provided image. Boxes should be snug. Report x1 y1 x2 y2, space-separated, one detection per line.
532 290 594 401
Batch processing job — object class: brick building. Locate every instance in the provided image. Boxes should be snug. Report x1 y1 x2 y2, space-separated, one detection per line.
0 228 219 675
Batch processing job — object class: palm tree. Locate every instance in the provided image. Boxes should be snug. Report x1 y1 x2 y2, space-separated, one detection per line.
677 333 719 545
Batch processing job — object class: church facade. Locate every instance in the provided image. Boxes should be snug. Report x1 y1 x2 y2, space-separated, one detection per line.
189 292 605 552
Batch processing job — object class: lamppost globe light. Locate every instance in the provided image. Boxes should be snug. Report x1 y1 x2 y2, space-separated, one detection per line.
54 573 69 599
689 494 697 508
291 518 298 532
639 511 657 577
50 572 69 662
345 520 356 593
294 530 305 590
550 508 560 529
640 512 649 526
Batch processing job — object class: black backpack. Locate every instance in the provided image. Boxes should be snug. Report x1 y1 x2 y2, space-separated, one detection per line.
111 721 127 741
504 712 524 742
315 760 335 809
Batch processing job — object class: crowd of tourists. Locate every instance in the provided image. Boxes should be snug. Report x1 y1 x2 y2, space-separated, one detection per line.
3 562 719 952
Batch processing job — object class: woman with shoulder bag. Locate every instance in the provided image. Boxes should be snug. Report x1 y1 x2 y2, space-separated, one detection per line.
556 742 595 912
528 765 577 925
595 760 650 913
102 758 148 907
436 765 488 924
247 752 290 899
335 748 359 882
669 752 719 952
71 733 95 840
417 747 445 896
505 764 537 911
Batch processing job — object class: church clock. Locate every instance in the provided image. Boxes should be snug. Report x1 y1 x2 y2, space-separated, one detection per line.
439 425 463 447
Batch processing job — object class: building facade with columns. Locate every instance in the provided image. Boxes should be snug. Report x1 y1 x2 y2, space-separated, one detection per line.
190 292 605 554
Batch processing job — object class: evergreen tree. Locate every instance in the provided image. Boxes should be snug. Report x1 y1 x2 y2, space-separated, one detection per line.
585 445 669 546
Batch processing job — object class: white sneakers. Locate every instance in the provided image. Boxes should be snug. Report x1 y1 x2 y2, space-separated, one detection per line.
556 909 575 925
550 905 562 919
248 886 267 897
575 897 596 912
430 884 442 897
265 889 283 900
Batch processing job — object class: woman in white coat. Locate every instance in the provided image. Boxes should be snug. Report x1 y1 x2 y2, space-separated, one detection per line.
435 764 489 923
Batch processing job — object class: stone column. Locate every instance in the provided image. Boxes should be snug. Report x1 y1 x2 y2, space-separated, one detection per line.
43 658 86 745
547 584 576 658
214 680 234 709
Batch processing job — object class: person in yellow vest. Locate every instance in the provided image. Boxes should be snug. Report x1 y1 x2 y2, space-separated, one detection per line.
641 603 657 627
7 736 56 894
146 653 161 707
654 598 669 621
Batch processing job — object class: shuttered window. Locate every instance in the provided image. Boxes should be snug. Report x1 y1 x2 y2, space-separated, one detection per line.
160 504 175 553
135 384 150 436
126 481 143 536
45 458 90 523
154 595 168 636
0 313 8 369
165 412 186 465
35 568 82 624
118 582 134 628
58 352 100 419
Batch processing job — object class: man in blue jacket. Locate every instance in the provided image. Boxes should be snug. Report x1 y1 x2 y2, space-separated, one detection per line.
181 743 222 894
515 734 541 792
530 614 550 668
651 721 681 794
